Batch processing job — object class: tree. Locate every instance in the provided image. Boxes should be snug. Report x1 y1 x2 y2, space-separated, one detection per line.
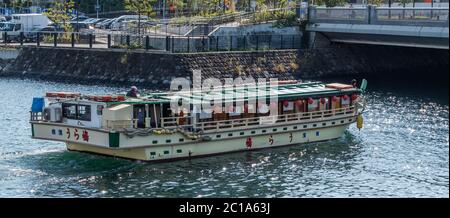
314 0 346 7
44 0 75 30
367 0 383 6
124 0 156 35
399 0 412 7
77 0 125 14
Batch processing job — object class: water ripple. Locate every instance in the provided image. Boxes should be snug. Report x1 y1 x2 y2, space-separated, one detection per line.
0 78 447 197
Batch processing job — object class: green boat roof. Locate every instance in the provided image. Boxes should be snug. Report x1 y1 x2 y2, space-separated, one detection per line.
108 82 362 106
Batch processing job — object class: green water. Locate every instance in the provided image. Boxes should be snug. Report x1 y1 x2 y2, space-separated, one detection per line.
0 77 447 197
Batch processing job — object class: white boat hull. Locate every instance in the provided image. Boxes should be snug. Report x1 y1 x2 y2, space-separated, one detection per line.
31 116 355 161
67 123 350 161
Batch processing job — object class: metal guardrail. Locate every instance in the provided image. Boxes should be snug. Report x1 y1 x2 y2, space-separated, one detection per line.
0 30 302 53
309 6 449 27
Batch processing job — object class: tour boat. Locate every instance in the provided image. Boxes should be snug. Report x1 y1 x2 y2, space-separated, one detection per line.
30 80 368 161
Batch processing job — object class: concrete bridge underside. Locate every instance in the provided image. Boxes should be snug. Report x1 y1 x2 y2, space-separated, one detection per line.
307 23 449 49
306 6 449 50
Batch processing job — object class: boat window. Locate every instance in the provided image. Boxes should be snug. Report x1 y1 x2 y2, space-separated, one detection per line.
273 128 277 132
322 123 326 126
283 127 288 131
293 126 298 130
97 105 104 115
152 140 158 144
216 135 221 138
341 120 344 124
150 152 156 156
313 124 317 127
62 103 91 121
77 105 91 121
62 104 77 119
240 132 245 136
332 122 336 125
316 131 320 136
179 138 184 142
251 131 256 134
303 125 307 128
228 133 233 137
14 24 21 31
164 150 170 155
166 139 171 143
177 149 182 153
262 130 267 133
303 133 307 138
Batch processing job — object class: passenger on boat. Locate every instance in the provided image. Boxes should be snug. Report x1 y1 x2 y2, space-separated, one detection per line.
352 79 357 88
137 108 145 128
126 86 140 98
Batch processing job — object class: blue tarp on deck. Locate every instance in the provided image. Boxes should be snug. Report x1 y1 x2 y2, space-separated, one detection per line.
31 97 45 113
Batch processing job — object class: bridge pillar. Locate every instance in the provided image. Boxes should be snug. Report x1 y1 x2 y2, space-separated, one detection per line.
307 6 317 23
367 5 377 24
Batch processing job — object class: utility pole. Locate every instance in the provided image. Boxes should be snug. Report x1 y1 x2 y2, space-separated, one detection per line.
76 0 80 32
163 0 166 20
96 0 100 19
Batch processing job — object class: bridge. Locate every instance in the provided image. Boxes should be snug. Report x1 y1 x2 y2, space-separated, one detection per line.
306 6 449 49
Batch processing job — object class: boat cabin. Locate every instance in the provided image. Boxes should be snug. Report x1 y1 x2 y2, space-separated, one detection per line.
30 82 364 132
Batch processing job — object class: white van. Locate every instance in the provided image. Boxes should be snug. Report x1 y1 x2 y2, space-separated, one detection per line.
0 13 52 41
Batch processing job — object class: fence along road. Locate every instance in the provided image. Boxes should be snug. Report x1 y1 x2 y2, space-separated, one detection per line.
0 30 303 53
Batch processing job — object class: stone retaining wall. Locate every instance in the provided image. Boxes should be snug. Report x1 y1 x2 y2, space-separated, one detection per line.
1 45 447 90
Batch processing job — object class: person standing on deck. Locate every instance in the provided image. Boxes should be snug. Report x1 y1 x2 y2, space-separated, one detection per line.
127 86 140 98
137 108 145 128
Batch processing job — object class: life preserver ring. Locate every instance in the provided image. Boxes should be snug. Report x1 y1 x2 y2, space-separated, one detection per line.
46 92 81 98
277 80 298 85
88 95 126 102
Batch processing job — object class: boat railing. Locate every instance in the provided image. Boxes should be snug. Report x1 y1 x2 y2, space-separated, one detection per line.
30 112 44 121
106 120 134 130
160 117 178 127
142 106 356 132
193 106 356 132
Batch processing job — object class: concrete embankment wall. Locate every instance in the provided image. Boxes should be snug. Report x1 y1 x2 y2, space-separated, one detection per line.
1 45 447 89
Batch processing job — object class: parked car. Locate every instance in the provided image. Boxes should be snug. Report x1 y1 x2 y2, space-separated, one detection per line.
69 22 90 32
110 15 148 31
95 18 112 29
101 19 116 29
39 25 64 33
16 25 64 42
71 15 89 22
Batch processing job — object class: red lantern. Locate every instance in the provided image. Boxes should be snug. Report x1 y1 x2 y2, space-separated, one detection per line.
351 94 359 101
213 106 222 114
320 98 327 105
283 100 289 107
342 95 349 100
332 96 339 102
308 98 314 105
228 105 234 113
270 102 278 110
